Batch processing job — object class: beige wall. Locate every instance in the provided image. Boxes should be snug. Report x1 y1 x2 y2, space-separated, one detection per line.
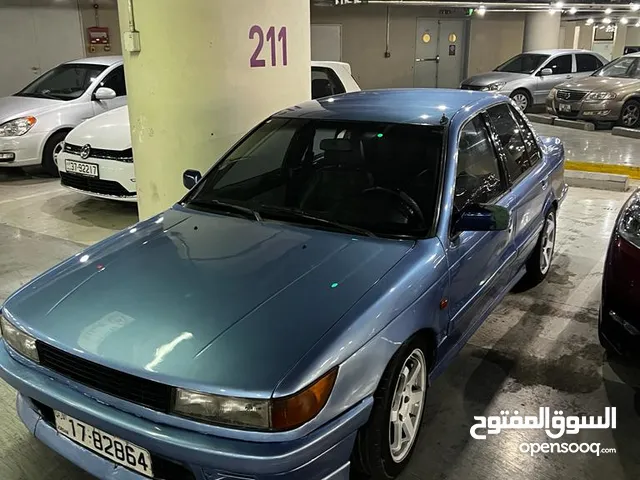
468 14 525 76
79 0 122 56
312 5 526 88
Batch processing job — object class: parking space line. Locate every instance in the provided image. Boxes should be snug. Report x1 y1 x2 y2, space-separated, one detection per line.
565 160 640 180
0 188 66 206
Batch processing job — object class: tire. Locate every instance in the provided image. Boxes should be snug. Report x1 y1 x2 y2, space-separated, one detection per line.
351 336 429 479
510 89 532 113
523 208 556 287
42 131 67 177
618 100 640 129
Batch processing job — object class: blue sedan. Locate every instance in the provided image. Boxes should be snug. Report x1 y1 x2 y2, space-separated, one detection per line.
0 89 567 480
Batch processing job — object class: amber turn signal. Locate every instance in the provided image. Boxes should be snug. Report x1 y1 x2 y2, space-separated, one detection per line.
271 368 338 430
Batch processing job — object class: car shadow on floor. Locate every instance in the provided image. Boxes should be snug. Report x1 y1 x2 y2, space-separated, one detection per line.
40 195 138 232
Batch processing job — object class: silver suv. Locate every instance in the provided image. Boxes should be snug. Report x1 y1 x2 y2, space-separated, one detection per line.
460 49 608 112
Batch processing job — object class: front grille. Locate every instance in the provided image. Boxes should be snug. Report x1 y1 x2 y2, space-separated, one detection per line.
30 399 196 480
64 142 133 163
36 342 172 412
60 172 135 197
556 89 587 102
460 84 485 91
557 110 579 118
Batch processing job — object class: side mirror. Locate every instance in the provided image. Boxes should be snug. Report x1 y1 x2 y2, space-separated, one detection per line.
94 87 117 100
454 204 511 233
539 68 553 77
183 169 202 190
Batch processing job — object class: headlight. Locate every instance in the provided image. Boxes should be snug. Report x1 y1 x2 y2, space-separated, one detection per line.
585 92 617 102
486 82 507 91
619 195 640 249
0 314 39 363
0 116 37 137
173 367 337 430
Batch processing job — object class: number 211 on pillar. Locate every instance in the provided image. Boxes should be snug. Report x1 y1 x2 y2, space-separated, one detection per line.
249 25 288 67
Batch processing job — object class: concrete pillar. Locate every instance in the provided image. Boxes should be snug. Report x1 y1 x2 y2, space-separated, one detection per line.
613 25 628 58
523 12 561 52
117 0 311 219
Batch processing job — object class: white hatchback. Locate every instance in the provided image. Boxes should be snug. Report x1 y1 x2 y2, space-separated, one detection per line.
57 61 360 202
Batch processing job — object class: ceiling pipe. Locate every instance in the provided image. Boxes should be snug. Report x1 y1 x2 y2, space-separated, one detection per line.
340 1 640 10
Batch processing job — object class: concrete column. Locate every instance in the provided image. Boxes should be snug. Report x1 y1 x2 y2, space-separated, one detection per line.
117 0 311 219
613 25 628 58
523 12 561 52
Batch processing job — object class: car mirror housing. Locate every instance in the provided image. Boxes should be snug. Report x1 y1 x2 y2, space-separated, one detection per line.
183 169 202 190
454 204 511 233
94 87 117 101
539 68 553 77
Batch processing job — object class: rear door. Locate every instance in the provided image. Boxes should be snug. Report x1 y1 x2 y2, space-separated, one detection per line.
575 53 605 79
485 103 546 262
446 114 517 342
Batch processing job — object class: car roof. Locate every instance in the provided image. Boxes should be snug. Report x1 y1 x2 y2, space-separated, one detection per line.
525 49 592 55
64 56 123 66
274 88 504 126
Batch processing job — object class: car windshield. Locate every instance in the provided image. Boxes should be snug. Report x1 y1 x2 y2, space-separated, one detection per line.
593 56 640 79
495 54 550 74
15 63 107 100
185 118 444 238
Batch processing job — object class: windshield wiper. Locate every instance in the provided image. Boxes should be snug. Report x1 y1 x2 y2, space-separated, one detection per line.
259 205 376 238
188 199 262 221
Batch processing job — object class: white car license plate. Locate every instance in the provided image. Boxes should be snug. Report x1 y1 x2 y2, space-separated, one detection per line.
559 103 572 112
54 411 153 478
65 160 99 177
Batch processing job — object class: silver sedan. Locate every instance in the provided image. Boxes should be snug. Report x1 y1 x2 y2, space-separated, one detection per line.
0 56 126 175
460 49 608 112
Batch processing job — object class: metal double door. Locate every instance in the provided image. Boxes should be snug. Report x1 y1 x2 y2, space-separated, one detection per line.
414 18 466 89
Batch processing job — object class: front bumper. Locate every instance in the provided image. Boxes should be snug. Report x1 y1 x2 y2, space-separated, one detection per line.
58 151 137 202
545 97 622 122
0 131 47 167
0 342 370 480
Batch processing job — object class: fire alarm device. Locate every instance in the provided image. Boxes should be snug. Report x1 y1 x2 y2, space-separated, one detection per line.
87 26 110 45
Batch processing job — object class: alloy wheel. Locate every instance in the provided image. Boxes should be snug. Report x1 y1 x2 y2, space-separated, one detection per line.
512 93 529 112
622 104 640 127
539 213 556 275
53 141 64 167
389 348 427 463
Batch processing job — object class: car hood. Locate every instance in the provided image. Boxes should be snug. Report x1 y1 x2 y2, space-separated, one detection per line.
66 105 131 150
558 76 640 93
462 71 529 86
3 208 412 396
0 95 63 123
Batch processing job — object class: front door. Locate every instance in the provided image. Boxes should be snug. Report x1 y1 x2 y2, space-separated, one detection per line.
533 53 574 104
414 18 466 88
446 114 517 342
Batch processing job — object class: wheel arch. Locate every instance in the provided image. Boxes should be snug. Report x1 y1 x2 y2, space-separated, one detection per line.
39 127 74 161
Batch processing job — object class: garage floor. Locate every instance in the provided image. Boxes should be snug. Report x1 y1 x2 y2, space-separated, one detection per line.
534 123 640 167
1 170 640 480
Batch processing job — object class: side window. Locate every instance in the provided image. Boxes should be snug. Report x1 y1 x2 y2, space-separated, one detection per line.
454 116 506 211
545 54 572 75
509 105 541 166
311 67 346 99
486 104 532 182
576 54 602 72
99 66 126 97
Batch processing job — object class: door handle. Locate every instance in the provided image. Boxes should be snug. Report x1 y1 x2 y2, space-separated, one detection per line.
416 55 440 63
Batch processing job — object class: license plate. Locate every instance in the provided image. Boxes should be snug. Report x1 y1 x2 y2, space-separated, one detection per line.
559 103 572 112
54 411 153 477
65 160 99 177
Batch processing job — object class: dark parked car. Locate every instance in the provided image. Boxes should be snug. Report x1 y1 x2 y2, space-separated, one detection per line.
600 189 640 355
